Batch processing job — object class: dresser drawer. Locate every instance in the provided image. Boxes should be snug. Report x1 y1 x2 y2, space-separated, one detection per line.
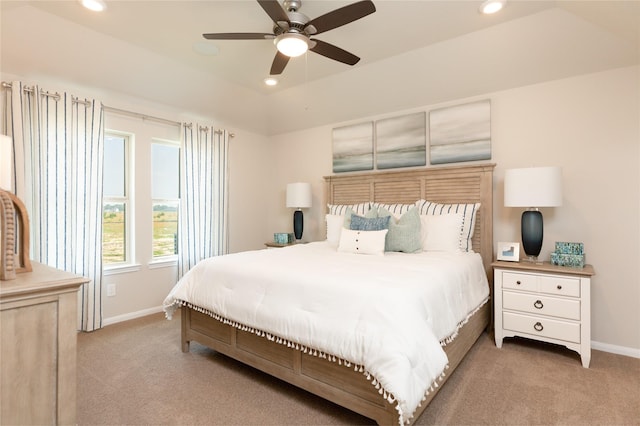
503 312 580 343
501 271 580 298
503 291 580 320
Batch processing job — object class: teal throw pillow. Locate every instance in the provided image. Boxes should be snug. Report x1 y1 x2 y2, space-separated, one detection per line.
343 206 377 229
379 206 422 253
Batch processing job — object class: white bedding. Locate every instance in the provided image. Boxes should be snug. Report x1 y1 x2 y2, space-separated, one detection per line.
163 241 489 424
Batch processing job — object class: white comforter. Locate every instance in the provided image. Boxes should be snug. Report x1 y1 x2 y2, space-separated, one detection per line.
163 241 489 424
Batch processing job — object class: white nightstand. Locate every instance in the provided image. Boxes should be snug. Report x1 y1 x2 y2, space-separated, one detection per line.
492 261 595 368
264 241 298 249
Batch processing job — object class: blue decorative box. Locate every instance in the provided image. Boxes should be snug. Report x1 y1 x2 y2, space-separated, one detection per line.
554 242 584 255
274 233 294 244
550 252 585 268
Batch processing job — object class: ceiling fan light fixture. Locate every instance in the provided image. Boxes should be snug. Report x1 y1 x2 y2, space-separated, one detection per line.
479 0 505 14
264 77 278 86
275 33 309 57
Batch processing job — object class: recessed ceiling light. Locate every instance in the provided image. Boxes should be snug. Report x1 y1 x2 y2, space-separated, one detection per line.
264 78 278 86
80 0 106 12
479 0 505 14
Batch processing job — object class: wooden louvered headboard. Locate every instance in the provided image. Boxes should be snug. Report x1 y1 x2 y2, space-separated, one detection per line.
323 163 496 279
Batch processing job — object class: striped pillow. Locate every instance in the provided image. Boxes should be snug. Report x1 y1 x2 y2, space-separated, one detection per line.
327 202 372 216
415 200 480 252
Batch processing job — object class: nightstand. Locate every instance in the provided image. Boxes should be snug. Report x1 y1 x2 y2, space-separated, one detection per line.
492 260 595 368
264 241 296 248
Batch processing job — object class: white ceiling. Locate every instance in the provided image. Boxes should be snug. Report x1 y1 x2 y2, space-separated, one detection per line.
1 1 638 135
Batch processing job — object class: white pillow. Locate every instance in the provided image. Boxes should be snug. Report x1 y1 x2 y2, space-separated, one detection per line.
337 229 388 256
420 213 464 252
326 214 345 247
416 200 480 252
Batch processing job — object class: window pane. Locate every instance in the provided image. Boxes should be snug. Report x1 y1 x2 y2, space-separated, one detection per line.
103 203 126 264
104 135 126 197
153 202 179 257
152 143 179 200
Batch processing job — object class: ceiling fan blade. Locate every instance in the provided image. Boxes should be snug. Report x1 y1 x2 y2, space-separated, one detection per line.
270 51 290 75
309 39 360 66
257 0 290 25
203 33 275 40
305 0 376 35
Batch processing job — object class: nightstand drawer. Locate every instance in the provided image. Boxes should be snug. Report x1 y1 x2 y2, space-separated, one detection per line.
503 312 580 343
539 276 580 297
502 271 580 298
503 291 580 320
502 272 537 291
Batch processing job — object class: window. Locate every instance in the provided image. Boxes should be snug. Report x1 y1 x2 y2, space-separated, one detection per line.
151 140 180 258
102 133 131 265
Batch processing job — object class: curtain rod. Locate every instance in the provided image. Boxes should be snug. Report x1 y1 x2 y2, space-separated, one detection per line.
1 81 90 106
1 81 234 137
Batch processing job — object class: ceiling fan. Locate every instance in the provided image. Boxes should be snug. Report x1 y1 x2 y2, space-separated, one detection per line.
203 0 376 75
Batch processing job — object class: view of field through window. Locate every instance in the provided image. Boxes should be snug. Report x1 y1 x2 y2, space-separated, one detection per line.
103 133 128 265
153 203 179 257
152 142 180 258
103 203 126 264
102 204 179 261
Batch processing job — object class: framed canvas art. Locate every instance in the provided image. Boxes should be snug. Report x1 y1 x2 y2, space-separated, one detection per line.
376 112 426 169
429 99 491 165
332 122 374 173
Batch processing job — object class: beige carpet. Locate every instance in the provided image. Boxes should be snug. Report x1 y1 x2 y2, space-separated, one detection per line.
78 311 640 425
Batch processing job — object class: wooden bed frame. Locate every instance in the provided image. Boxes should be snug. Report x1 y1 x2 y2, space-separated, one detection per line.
180 163 495 425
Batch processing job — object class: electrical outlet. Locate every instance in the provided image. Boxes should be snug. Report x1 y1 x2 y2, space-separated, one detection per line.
107 284 116 297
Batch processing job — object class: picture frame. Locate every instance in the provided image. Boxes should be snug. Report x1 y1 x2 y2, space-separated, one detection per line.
497 242 520 262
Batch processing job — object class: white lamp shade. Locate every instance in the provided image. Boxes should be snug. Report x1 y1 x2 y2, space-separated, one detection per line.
286 182 312 208
504 167 562 207
0 134 12 191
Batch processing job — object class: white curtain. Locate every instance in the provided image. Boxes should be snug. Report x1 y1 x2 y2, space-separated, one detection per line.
178 123 229 278
5 81 104 331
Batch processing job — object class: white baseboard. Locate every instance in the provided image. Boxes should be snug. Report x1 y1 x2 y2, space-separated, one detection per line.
103 306 164 327
592 340 640 359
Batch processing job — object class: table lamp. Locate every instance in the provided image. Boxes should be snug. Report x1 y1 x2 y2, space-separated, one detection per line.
286 182 312 241
504 167 562 262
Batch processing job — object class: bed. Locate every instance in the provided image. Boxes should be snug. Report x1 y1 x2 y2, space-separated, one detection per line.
163 163 495 425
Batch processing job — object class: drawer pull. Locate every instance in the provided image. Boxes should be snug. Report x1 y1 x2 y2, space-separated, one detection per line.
516 280 521 285
534 300 544 309
557 285 562 290
534 322 544 332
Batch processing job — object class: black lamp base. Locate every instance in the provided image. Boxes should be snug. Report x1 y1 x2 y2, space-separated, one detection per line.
521 209 543 262
293 209 304 241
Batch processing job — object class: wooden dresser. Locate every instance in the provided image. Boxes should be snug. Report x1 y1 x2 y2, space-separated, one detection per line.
0 262 88 424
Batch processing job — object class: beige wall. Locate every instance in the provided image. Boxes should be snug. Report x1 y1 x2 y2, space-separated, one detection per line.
3 66 638 354
266 66 640 354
